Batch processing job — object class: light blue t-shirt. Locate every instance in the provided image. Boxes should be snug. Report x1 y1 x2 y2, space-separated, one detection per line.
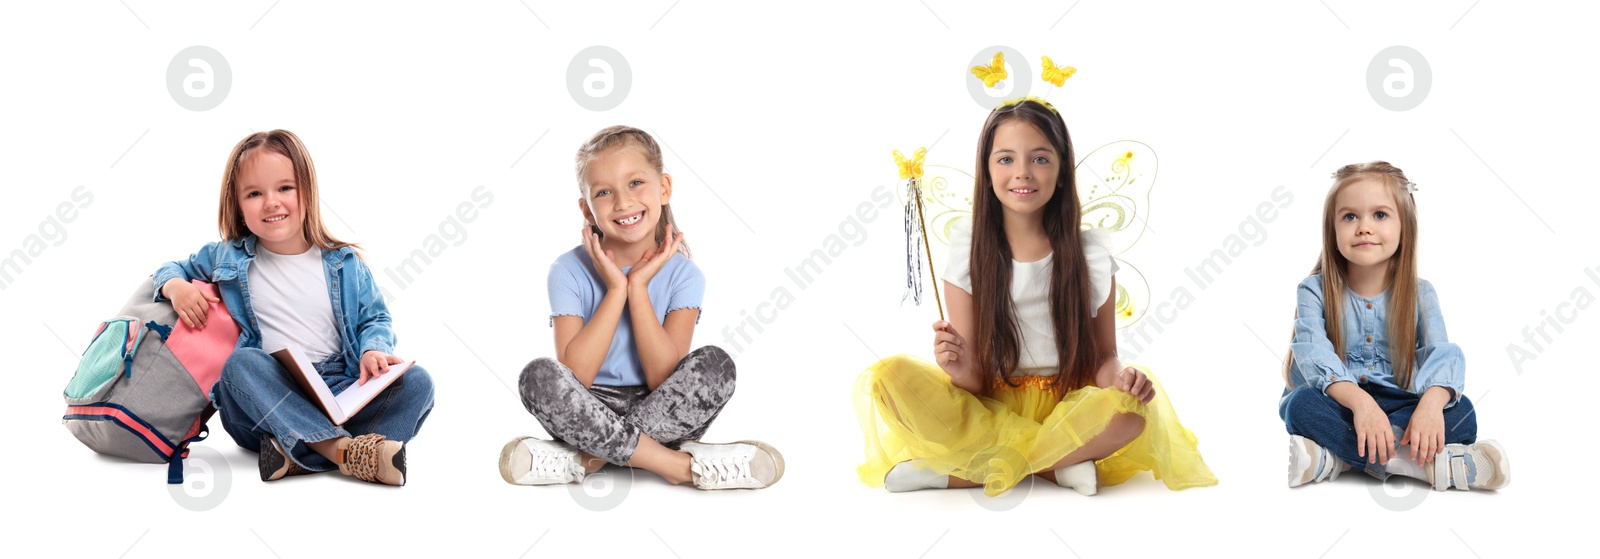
548 246 705 387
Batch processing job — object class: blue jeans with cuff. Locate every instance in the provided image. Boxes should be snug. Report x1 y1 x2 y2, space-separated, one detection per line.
210 348 435 471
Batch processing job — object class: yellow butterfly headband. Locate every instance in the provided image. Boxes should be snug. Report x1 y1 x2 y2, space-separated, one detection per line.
969 50 1076 97
998 95 1060 114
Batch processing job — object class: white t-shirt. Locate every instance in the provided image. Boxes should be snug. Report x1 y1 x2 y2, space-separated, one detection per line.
250 246 341 362
942 222 1118 374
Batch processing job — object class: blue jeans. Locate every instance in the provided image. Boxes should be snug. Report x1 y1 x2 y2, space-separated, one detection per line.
1280 383 1476 477
210 348 435 471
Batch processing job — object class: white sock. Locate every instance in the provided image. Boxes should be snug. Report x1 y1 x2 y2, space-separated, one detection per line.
884 460 948 492
1054 461 1098 496
1383 443 1428 481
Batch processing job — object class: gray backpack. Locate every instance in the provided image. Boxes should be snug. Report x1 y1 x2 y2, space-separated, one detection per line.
62 279 239 483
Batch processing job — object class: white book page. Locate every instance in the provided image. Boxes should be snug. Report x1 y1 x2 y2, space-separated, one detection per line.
268 347 342 422
330 360 413 423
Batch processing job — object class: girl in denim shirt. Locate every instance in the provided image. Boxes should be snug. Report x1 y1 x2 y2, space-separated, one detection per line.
154 130 433 486
498 126 782 490
1282 161 1508 491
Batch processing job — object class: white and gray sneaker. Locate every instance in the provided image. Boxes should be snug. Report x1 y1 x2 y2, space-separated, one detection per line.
1052 460 1099 496
1287 435 1342 488
883 459 949 492
680 440 784 490
499 436 585 486
1429 440 1509 491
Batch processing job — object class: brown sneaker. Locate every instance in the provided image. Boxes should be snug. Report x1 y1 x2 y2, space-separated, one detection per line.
260 435 315 481
337 434 407 486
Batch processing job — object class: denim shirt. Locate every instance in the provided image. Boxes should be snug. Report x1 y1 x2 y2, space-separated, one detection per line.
151 235 395 377
1285 274 1465 408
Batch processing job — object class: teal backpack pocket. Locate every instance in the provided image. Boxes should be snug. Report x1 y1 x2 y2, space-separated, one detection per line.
63 317 146 403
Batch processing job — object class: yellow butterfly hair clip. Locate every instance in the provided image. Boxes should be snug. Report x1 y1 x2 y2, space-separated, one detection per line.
1041 56 1076 87
894 147 927 180
970 51 1007 89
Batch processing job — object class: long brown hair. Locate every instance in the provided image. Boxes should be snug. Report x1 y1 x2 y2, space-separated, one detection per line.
217 129 357 252
574 125 690 258
969 99 1101 393
1284 161 1421 389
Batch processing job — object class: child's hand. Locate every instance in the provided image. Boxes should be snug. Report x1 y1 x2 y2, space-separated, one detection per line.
162 278 219 329
582 226 629 292
1113 366 1156 403
932 320 971 380
359 350 403 386
1352 401 1395 465
1402 406 1446 465
626 224 683 291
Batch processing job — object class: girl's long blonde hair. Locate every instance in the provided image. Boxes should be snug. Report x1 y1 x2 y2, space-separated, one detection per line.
1285 161 1421 389
217 129 357 252
574 125 690 258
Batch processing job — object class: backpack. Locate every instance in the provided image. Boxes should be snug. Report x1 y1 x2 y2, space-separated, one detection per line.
62 279 240 483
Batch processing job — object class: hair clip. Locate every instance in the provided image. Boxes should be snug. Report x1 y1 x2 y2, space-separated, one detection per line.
1402 180 1418 194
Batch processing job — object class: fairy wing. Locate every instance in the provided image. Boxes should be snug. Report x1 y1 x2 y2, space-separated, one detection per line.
915 164 974 272
1075 141 1159 329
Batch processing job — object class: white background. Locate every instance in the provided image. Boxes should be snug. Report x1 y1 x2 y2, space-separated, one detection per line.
2 0 1594 556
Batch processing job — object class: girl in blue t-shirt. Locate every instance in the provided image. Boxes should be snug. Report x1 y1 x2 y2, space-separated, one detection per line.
1281 161 1509 491
498 126 783 490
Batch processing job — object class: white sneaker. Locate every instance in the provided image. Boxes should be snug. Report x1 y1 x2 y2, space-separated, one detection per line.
1052 460 1098 496
883 459 949 492
1430 440 1509 491
498 436 585 486
679 440 784 490
1287 435 1341 488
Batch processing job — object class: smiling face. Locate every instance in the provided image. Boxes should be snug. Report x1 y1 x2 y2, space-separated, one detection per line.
579 145 672 250
987 119 1060 223
1332 177 1403 272
236 149 310 254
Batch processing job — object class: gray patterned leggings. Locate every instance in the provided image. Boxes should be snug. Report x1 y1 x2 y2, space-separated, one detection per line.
519 345 736 465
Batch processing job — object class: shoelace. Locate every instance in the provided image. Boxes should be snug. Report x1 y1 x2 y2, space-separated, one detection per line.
691 454 753 488
343 434 386 483
520 445 580 484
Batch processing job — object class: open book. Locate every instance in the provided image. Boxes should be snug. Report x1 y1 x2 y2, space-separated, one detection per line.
269 346 413 425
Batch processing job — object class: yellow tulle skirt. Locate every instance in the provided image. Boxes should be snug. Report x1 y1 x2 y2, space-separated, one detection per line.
855 355 1217 496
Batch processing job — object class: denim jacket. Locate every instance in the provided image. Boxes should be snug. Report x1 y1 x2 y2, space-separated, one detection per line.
1286 274 1465 408
151 235 395 377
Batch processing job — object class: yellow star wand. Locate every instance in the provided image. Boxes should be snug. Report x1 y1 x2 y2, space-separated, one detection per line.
895 147 944 321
